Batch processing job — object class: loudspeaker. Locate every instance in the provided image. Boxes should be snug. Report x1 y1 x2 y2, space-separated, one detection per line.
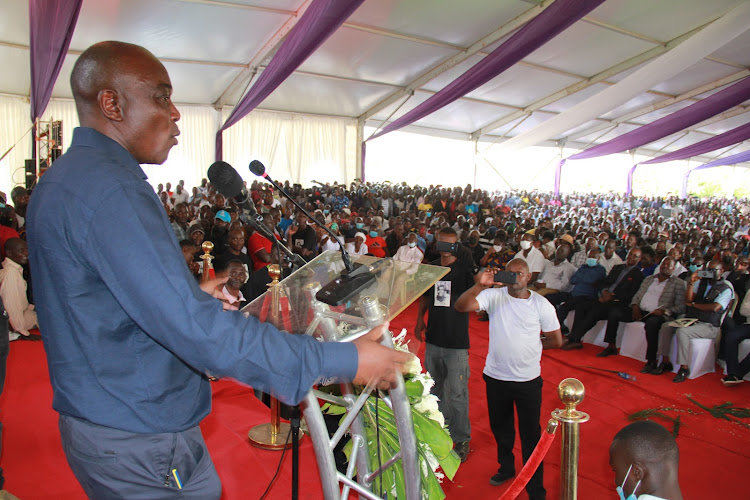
25 159 36 189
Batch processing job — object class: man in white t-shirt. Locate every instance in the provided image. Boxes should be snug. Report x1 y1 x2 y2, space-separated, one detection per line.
455 258 562 500
516 232 545 283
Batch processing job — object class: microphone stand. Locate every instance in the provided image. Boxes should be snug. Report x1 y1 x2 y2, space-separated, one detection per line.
251 169 354 273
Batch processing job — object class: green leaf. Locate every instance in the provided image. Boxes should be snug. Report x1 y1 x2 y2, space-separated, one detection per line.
325 404 347 415
404 379 425 399
439 449 460 480
411 409 453 459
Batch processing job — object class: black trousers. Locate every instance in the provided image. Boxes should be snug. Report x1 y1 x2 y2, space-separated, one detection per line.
555 295 593 332
569 300 631 344
642 314 669 362
484 374 545 500
726 324 750 378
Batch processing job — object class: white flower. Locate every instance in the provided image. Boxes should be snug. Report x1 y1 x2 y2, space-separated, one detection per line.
419 443 440 473
393 328 408 344
435 471 445 483
413 372 434 396
414 393 439 414
404 354 422 376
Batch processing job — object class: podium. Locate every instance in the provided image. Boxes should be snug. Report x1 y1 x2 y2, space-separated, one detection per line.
242 251 448 500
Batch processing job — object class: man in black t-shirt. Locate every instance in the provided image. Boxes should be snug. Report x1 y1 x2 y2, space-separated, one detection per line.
415 227 475 462
288 212 317 262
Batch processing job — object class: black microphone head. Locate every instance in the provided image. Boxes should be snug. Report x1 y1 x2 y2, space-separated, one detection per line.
249 160 266 176
207 161 243 198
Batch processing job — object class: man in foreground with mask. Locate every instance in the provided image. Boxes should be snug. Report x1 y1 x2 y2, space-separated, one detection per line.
609 421 683 500
26 41 410 498
654 260 732 382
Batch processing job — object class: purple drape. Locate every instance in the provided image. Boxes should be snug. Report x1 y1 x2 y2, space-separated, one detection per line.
367 0 605 141
681 148 750 197
641 120 750 165
627 120 750 194
29 0 82 123
215 0 364 161
569 75 750 162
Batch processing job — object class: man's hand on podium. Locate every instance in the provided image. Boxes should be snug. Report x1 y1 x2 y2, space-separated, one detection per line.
352 322 413 390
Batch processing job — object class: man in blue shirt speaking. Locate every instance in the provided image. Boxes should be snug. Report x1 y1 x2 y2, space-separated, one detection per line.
26 41 410 499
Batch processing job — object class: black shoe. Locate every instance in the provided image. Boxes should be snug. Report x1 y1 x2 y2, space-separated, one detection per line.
722 375 743 386
652 361 673 375
454 441 470 462
640 361 657 374
672 367 690 383
561 340 583 351
596 345 618 358
489 471 515 486
18 333 42 341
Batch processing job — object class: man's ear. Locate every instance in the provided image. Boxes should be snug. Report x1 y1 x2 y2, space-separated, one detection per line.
631 462 645 481
97 89 123 121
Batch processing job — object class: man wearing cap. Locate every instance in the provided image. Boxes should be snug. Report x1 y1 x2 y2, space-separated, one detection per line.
209 209 231 255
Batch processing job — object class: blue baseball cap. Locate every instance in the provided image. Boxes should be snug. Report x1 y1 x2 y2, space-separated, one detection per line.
215 210 231 223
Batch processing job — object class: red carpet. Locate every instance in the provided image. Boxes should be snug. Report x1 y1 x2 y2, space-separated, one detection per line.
3 305 750 499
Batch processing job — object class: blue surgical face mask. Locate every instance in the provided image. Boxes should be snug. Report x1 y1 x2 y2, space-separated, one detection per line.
616 464 641 500
426 212 432 217
586 257 598 267
355 222 364 229
369 231 378 238
689 264 699 273
408 241 417 248
599 244 605 252
323 209 329 214
330 223 338 232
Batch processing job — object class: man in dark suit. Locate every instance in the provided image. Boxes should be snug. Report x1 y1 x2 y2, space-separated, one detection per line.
562 248 643 356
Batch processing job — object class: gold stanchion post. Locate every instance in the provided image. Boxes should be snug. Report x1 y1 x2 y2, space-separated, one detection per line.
199 241 214 283
248 264 297 450
551 378 589 500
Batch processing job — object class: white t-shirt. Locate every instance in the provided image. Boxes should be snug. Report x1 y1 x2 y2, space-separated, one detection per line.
476 287 560 382
516 245 546 274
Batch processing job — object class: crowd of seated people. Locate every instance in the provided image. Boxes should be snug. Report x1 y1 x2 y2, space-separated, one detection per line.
10 173 749 383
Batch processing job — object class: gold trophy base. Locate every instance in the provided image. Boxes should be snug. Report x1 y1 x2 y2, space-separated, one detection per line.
248 422 301 450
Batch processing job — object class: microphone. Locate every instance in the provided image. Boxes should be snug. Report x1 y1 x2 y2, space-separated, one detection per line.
249 160 375 306
207 161 256 214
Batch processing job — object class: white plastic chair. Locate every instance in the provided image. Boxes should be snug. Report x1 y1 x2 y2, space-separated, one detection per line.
619 321 648 362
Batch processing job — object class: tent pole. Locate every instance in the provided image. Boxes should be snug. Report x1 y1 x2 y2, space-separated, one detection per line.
356 119 365 183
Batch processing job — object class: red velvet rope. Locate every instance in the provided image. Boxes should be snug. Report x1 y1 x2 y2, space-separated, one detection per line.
497 422 558 500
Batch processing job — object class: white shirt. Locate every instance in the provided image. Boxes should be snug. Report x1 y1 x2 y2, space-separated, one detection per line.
476 287 560 382
672 262 687 277
598 253 623 274
320 236 341 253
393 245 424 264
640 277 668 312
345 242 368 255
538 260 576 292
516 245 546 274
0 257 37 336
173 190 189 205
221 285 245 305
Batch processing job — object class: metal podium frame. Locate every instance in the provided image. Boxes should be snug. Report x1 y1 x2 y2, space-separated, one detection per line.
241 252 448 500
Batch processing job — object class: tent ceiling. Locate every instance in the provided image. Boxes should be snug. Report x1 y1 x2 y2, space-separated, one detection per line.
1 0 750 162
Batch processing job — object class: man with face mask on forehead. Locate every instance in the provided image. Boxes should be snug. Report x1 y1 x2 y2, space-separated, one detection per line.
654 260 733 382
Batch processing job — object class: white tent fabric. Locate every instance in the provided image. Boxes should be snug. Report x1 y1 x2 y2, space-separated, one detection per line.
496 0 750 153
2 0 750 194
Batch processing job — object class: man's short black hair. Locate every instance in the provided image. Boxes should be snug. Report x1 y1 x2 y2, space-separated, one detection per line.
179 239 198 249
640 245 656 258
438 227 457 237
612 421 679 465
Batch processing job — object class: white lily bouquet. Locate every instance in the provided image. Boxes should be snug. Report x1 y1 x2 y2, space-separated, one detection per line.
323 328 460 499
